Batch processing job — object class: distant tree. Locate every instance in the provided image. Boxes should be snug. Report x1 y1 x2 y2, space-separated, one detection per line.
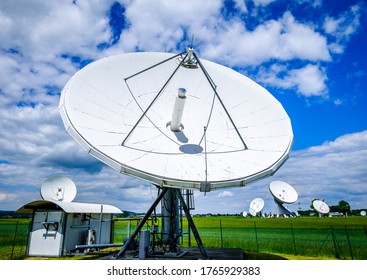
329 205 339 212
338 200 351 216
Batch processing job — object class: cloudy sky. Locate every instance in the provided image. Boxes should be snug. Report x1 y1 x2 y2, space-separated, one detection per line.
0 0 366 214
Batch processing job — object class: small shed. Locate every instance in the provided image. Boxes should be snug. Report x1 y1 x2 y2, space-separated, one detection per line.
16 199 122 257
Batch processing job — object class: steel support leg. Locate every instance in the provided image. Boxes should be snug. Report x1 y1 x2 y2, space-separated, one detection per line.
177 190 209 259
115 187 169 258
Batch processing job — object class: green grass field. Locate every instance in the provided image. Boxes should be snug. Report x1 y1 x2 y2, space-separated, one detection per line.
0 219 30 260
114 216 367 260
1 216 367 260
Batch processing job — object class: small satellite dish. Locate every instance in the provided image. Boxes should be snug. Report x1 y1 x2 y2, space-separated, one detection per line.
40 176 77 202
242 211 248 217
269 181 298 204
360 210 366 216
249 198 265 216
312 200 330 214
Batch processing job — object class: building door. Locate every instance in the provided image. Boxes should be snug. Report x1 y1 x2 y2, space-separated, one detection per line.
28 211 64 257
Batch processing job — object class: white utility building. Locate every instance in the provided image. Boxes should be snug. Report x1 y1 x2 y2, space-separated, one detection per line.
16 176 122 257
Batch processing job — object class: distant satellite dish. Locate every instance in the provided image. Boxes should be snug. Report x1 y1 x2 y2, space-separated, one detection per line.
312 200 330 214
269 181 298 217
360 210 366 216
242 211 248 217
249 208 257 217
40 176 77 202
269 181 298 204
249 198 265 216
59 49 293 192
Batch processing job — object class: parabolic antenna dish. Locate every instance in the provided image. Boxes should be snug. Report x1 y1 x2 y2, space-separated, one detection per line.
249 198 265 214
269 181 298 204
361 210 366 216
242 211 248 218
40 176 77 202
249 208 257 216
59 50 293 191
312 200 330 214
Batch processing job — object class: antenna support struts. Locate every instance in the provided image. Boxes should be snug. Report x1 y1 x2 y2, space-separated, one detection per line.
116 186 208 260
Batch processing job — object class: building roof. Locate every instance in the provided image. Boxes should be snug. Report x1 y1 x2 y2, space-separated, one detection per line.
16 200 122 214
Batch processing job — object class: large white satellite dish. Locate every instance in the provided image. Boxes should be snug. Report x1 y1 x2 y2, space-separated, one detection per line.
361 210 366 216
249 198 265 216
40 176 77 202
312 200 330 214
59 49 293 192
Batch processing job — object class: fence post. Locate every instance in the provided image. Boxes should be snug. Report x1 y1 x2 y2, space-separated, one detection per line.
330 226 346 259
290 223 297 255
254 222 259 252
219 220 223 248
330 226 339 259
11 220 19 260
345 225 353 260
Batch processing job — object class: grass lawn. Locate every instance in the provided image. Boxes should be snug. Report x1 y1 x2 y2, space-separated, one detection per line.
1 216 367 260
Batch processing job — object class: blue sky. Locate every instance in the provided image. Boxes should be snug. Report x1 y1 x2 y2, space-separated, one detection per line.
0 0 366 214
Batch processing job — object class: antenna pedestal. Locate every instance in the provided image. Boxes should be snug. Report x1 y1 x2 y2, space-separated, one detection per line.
116 187 208 259
271 200 295 217
161 188 180 252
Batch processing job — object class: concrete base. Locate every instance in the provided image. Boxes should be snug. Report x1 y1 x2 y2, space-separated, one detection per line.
180 248 244 260
106 248 244 260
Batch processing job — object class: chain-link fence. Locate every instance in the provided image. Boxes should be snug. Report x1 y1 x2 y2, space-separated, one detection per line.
184 219 367 259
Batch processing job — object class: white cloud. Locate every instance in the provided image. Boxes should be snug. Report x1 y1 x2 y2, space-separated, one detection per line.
287 64 328 96
123 185 156 201
253 0 276 7
0 193 17 202
257 63 328 97
296 0 322 8
234 0 248 13
0 1 112 57
218 191 234 198
300 130 367 155
323 3 362 38
278 12 330 61
333 98 343 106
201 11 330 67
114 0 222 53
0 0 115 108
323 3 363 54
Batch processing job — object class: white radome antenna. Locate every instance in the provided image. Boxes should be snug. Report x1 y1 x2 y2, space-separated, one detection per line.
269 181 298 217
249 198 265 217
40 176 77 202
312 199 330 215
